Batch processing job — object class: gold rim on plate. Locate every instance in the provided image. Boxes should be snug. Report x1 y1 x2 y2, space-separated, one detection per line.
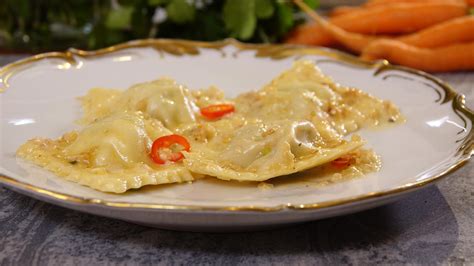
0 38 473 212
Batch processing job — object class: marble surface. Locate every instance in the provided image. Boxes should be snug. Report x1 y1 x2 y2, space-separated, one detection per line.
0 55 473 265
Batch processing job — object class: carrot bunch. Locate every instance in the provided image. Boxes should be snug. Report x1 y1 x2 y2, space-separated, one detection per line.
287 0 474 72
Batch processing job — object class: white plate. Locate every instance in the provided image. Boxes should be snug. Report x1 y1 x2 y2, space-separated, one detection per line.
0 39 472 231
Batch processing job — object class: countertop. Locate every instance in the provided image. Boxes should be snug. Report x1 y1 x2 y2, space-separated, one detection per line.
0 54 473 265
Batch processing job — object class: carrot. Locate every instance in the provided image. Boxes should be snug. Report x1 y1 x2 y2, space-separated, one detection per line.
365 0 466 7
293 0 376 53
398 16 474 48
285 24 336 46
291 12 474 48
361 39 474 72
288 1 468 46
329 6 363 17
331 0 466 17
328 2 468 34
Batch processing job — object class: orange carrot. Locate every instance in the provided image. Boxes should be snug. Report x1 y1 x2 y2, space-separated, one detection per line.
293 0 376 53
331 0 466 17
288 1 468 46
361 39 474 72
398 16 474 48
285 24 336 46
365 0 466 7
329 6 363 17
329 2 468 34
290 13 474 48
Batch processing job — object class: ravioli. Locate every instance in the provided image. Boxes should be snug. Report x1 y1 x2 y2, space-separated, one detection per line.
181 118 364 181
77 88 122 125
191 86 227 108
79 78 198 129
236 60 403 135
17 112 194 193
326 87 403 134
179 60 399 182
235 61 338 123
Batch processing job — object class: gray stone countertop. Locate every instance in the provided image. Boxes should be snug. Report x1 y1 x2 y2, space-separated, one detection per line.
0 55 473 265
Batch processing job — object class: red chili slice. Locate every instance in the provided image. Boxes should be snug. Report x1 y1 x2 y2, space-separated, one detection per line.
200 104 235 119
331 155 354 169
150 134 190 164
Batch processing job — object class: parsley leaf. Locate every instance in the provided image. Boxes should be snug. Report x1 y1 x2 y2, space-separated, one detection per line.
276 2 293 35
105 6 134 30
255 0 275 19
148 0 170 5
166 0 195 24
223 0 257 40
303 0 319 9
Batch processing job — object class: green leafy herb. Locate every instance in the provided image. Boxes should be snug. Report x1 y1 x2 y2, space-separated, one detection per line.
148 0 170 5
255 0 275 19
166 0 195 24
105 6 134 30
276 2 294 35
223 0 256 40
0 0 318 52
304 0 319 9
